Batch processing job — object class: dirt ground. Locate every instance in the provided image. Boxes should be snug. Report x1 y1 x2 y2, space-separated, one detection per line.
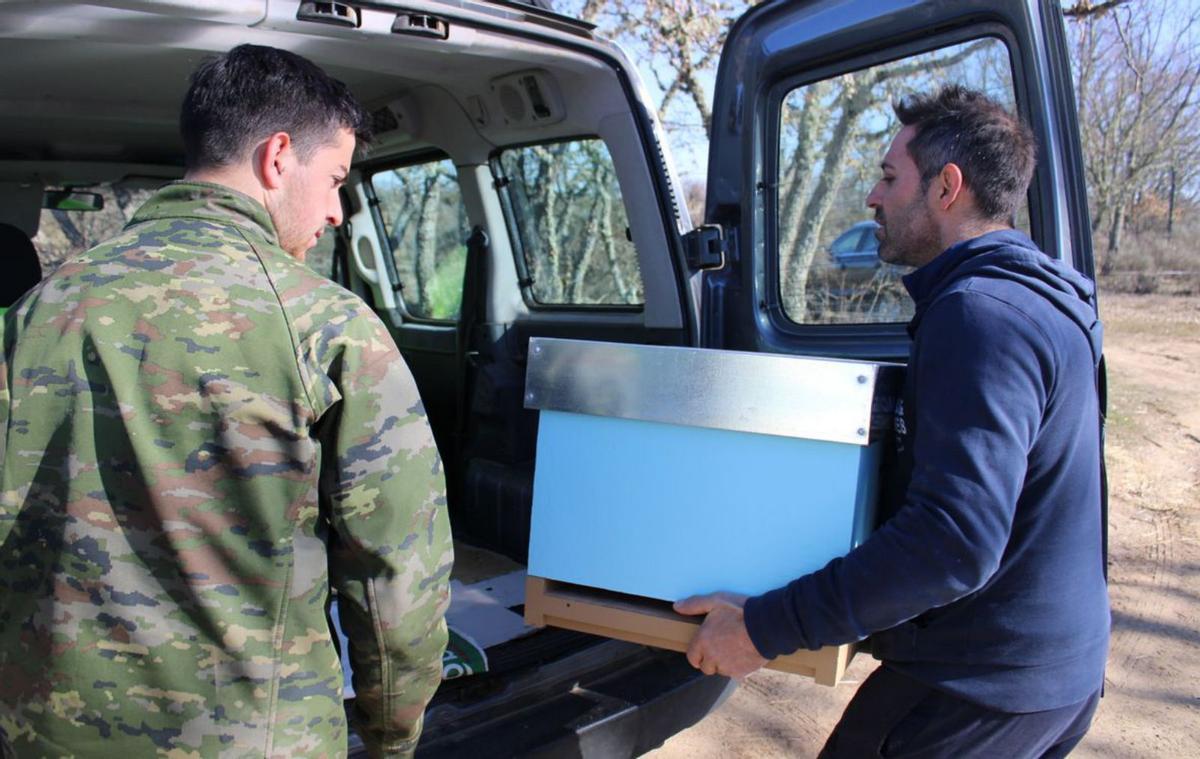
647 293 1200 758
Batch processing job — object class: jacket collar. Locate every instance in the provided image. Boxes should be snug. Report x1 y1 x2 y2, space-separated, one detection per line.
903 230 1039 303
901 229 1041 335
130 181 279 247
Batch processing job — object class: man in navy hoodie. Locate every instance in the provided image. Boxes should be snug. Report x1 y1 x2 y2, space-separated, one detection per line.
674 86 1109 757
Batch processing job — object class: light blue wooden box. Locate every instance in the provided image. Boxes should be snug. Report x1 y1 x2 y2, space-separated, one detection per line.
525 338 900 602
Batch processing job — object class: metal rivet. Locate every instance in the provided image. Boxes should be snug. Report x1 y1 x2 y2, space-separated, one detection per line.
532 345 542 354
857 428 867 437
857 375 868 384
526 392 536 403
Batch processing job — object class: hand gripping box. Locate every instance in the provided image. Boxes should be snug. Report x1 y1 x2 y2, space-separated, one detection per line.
521 338 900 685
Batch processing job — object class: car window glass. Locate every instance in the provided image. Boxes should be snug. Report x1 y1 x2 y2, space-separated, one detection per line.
372 158 469 320
304 231 338 279
32 182 157 275
831 227 865 255
497 138 644 306
31 180 345 283
776 37 1019 325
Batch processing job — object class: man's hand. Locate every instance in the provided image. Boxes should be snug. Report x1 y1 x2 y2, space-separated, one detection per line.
673 592 768 680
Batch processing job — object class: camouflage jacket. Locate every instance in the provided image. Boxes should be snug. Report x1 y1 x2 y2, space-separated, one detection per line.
0 182 453 758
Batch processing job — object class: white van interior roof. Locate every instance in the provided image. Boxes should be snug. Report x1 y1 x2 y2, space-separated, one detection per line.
0 0 626 180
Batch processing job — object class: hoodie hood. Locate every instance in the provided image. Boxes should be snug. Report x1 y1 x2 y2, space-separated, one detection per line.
903 229 1103 366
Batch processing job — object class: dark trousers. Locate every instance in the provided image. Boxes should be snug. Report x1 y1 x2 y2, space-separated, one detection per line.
819 666 1100 759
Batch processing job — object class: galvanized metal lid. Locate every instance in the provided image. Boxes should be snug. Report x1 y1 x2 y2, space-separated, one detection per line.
523 338 901 445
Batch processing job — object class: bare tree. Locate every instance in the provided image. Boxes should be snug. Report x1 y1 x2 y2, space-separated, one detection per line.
498 140 640 304
1068 0 1200 272
566 0 752 136
777 41 995 315
374 161 470 318
1063 0 1131 19
414 170 445 307
32 184 153 272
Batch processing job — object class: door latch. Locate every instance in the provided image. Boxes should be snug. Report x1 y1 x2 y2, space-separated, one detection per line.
683 224 725 271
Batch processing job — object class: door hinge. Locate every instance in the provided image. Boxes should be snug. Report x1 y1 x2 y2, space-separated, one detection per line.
683 224 725 271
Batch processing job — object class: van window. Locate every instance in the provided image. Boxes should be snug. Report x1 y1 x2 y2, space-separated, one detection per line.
304 231 338 279
775 38 1018 325
30 180 346 282
496 138 644 306
32 183 156 274
371 158 469 320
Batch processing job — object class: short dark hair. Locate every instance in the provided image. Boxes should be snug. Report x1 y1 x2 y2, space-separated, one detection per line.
181 44 372 170
894 85 1036 222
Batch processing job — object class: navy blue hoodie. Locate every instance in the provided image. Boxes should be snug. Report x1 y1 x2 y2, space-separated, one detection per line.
743 230 1109 712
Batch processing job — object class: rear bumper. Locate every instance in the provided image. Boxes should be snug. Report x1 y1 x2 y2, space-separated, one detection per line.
349 639 734 758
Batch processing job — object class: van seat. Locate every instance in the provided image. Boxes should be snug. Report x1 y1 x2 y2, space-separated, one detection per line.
0 223 43 308
457 457 535 564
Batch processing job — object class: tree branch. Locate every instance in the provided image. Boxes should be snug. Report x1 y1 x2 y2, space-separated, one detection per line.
1063 1 1131 19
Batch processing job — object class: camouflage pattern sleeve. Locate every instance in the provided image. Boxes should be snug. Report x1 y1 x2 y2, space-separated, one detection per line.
299 300 453 758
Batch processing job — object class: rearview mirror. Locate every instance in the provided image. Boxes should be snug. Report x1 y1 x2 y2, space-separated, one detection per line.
43 190 104 211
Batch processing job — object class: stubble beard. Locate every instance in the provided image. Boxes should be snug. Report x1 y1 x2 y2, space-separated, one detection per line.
272 185 315 262
876 198 940 268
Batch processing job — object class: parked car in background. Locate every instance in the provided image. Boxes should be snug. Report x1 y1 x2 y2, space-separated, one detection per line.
829 220 881 269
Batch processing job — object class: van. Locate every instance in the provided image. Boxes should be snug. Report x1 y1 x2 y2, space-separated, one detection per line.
0 1 1094 755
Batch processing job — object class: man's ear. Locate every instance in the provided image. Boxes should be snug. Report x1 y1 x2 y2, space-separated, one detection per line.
935 163 967 211
257 132 293 191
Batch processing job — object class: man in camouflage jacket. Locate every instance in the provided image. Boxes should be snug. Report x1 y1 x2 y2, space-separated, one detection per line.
0 45 452 757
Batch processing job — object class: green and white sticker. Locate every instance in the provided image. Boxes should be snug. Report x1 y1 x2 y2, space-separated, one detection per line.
443 628 488 679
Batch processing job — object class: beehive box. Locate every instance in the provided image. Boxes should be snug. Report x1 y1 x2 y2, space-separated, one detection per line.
522 338 899 683
523 577 857 685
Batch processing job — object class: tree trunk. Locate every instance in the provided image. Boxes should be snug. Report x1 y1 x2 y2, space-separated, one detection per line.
113 185 138 219
1102 202 1126 275
566 190 604 302
599 185 633 302
783 76 871 316
51 209 87 249
778 82 830 250
534 148 565 301
415 176 442 307
1166 165 1175 238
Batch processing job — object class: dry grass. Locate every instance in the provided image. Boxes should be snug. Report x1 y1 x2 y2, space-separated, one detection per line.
1099 220 1200 295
